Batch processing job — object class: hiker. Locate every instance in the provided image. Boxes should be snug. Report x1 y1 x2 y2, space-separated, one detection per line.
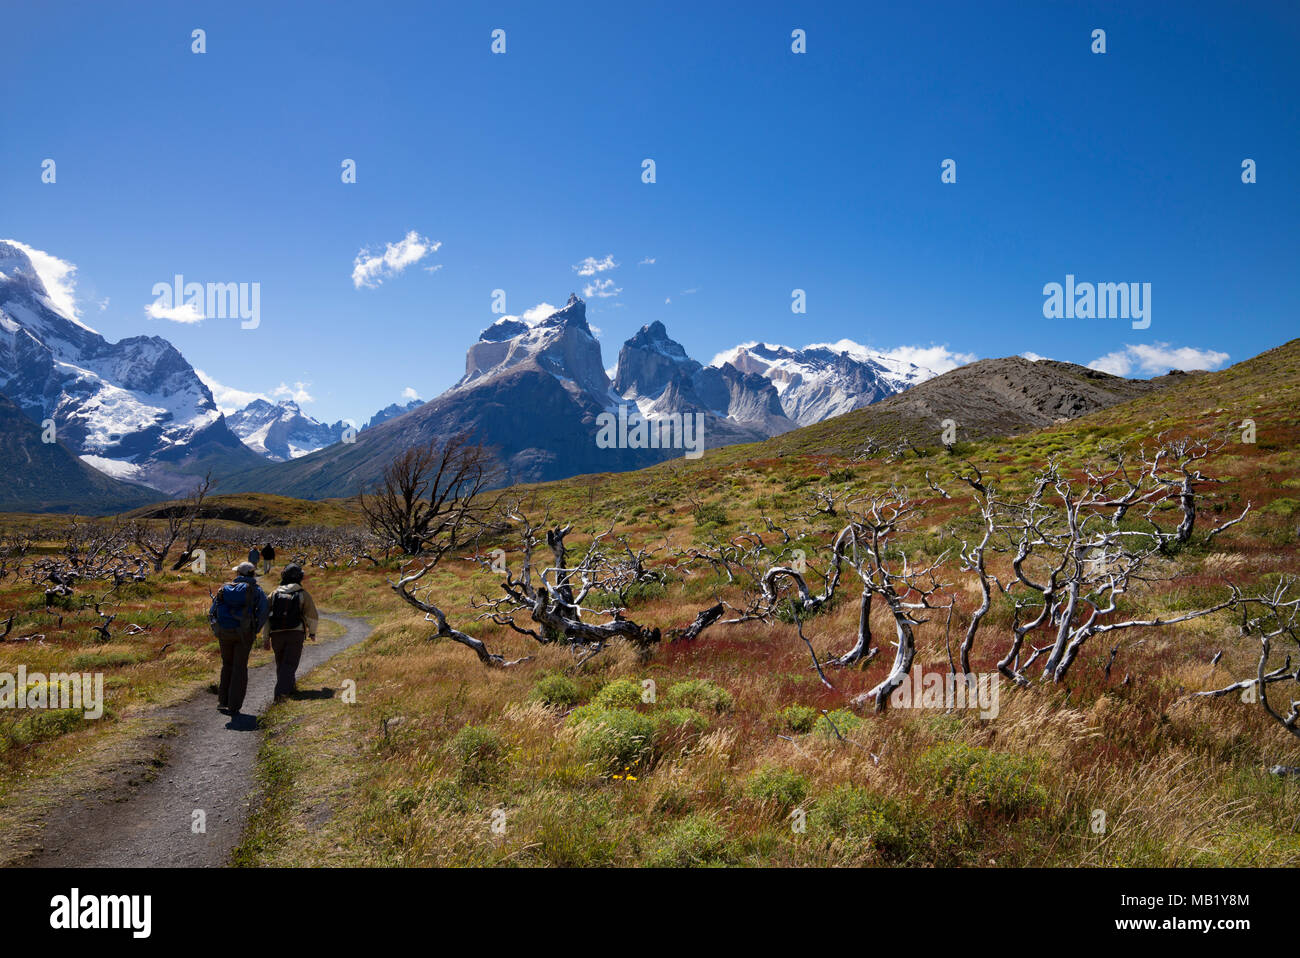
247 544 260 569
261 542 275 574
209 561 269 715
262 563 318 700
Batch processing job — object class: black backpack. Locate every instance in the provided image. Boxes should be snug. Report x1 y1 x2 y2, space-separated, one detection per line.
268 589 303 631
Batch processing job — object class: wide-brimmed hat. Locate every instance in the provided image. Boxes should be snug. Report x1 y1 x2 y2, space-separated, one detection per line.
233 561 257 576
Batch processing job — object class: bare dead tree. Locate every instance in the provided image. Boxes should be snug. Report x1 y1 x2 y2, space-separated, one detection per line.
954 444 1241 686
0 529 39 582
838 493 950 710
130 472 212 573
359 433 502 556
954 462 999 679
1194 576 1300 744
746 489 950 706
925 471 951 499
392 501 724 667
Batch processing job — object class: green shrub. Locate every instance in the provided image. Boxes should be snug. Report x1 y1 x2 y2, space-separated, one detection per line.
575 708 656 775
388 785 423 815
692 503 728 526
591 679 643 710
917 742 1049 814
808 785 928 863
813 708 864 740
664 678 733 713
779 704 818 733
651 707 708 756
645 814 731 867
426 779 470 813
0 709 87 753
530 673 581 708
745 766 809 810
532 791 620 867
1262 497 1300 518
447 725 505 784
69 650 147 670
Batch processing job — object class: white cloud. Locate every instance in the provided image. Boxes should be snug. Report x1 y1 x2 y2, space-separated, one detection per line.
583 278 621 299
146 300 205 324
1021 351 1052 362
664 297 671 304
489 301 559 331
680 287 698 295
638 257 656 266
197 374 318 413
712 339 978 378
1088 342 1229 377
519 302 559 323
196 369 269 415
401 386 421 401
886 344 976 374
97 297 110 312
862 342 977 375
0 238 95 332
573 254 618 276
352 231 441 289
272 381 315 404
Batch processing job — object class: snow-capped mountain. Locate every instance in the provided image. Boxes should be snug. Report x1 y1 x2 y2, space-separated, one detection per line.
710 341 937 426
364 398 422 430
614 321 793 437
229 395 429 461
222 293 668 494
226 399 351 462
461 293 613 400
221 294 930 497
0 240 260 494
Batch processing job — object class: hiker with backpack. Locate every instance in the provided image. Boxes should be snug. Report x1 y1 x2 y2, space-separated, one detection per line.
247 544 260 568
209 561 269 715
261 542 275 575
262 563 318 700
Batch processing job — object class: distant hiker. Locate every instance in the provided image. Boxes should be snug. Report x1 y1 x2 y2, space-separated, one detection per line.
262 563 318 700
261 542 275 574
209 561 269 715
247 545 260 568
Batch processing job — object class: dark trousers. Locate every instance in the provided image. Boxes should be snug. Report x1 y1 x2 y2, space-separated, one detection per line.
218 634 256 711
270 630 306 699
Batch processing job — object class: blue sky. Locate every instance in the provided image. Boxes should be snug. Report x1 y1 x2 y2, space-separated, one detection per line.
4 0 1297 425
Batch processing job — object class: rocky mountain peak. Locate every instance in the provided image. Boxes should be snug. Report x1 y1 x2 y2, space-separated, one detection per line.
461 294 607 398
0 241 47 297
614 321 697 397
541 293 590 331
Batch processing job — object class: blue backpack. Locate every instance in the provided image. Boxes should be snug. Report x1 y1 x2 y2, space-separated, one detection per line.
210 580 260 639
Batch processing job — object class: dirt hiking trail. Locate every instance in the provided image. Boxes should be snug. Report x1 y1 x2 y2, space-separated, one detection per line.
22 612 371 867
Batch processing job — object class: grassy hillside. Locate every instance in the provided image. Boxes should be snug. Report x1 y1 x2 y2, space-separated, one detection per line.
124 492 361 528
